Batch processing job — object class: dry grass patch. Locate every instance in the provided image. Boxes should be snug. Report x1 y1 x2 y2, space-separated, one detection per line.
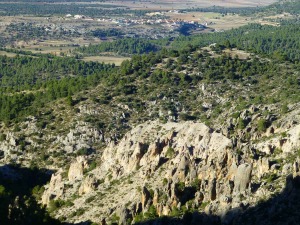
82 56 130 66
223 49 251 59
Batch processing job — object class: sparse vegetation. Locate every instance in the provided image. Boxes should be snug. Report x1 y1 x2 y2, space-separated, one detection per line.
166 147 175 158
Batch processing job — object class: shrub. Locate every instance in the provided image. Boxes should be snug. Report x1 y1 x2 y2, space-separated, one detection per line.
163 178 168 185
32 185 45 199
110 213 120 224
170 206 182 217
264 173 278 183
257 119 267 132
0 185 6 197
36 121 47 129
191 178 200 190
166 147 175 158
231 111 240 119
143 205 158 220
76 148 88 156
66 95 75 106
176 182 185 192
0 134 6 141
89 161 97 171
48 199 65 213
237 118 246 129
179 113 196 121
200 201 209 209
281 104 289 113
85 196 96 204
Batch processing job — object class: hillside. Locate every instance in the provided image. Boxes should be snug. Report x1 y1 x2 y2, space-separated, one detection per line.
0 2 300 225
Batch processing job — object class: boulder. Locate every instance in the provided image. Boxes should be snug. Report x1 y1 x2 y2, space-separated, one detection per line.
234 163 252 194
256 157 270 178
78 175 98 195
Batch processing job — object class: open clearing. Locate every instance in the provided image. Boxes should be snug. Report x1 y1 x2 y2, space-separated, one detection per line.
0 51 17 57
12 38 104 55
223 49 251 59
166 10 283 30
0 48 129 66
82 55 130 66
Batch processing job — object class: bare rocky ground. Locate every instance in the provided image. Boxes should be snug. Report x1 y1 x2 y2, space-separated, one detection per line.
1 91 300 224
40 104 300 224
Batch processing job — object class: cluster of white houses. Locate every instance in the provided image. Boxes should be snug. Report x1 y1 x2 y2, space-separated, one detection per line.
64 14 208 28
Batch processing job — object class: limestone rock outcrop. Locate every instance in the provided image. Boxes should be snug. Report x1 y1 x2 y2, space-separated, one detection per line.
233 163 252 194
68 156 88 182
42 172 64 205
78 175 98 195
39 117 300 224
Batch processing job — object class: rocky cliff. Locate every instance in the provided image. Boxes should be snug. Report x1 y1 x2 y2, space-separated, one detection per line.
40 104 300 224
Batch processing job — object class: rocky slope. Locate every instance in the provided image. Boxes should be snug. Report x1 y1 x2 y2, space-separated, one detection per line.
0 44 299 224
39 102 300 224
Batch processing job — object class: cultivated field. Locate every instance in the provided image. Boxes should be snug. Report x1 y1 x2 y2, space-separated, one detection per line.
82 55 130 66
17 38 103 55
0 0 281 65
97 0 278 10
166 11 282 31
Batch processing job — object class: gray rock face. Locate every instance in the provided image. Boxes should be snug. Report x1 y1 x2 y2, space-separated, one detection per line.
100 121 232 179
234 163 252 194
38 116 300 224
56 122 103 153
78 175 98 195
116 206 131 225
141 186 151 212
256 158 270 178
208 178 217 201
68 156 88 182
42 173 64 205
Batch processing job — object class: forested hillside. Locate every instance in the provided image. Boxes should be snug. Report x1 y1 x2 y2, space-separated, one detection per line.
265 0 300 14
185 0 300 16
1 18 300 126
77 39 162 55
171 23 300 61
0 56 115 122
76 22 300 62
0 3 146 16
